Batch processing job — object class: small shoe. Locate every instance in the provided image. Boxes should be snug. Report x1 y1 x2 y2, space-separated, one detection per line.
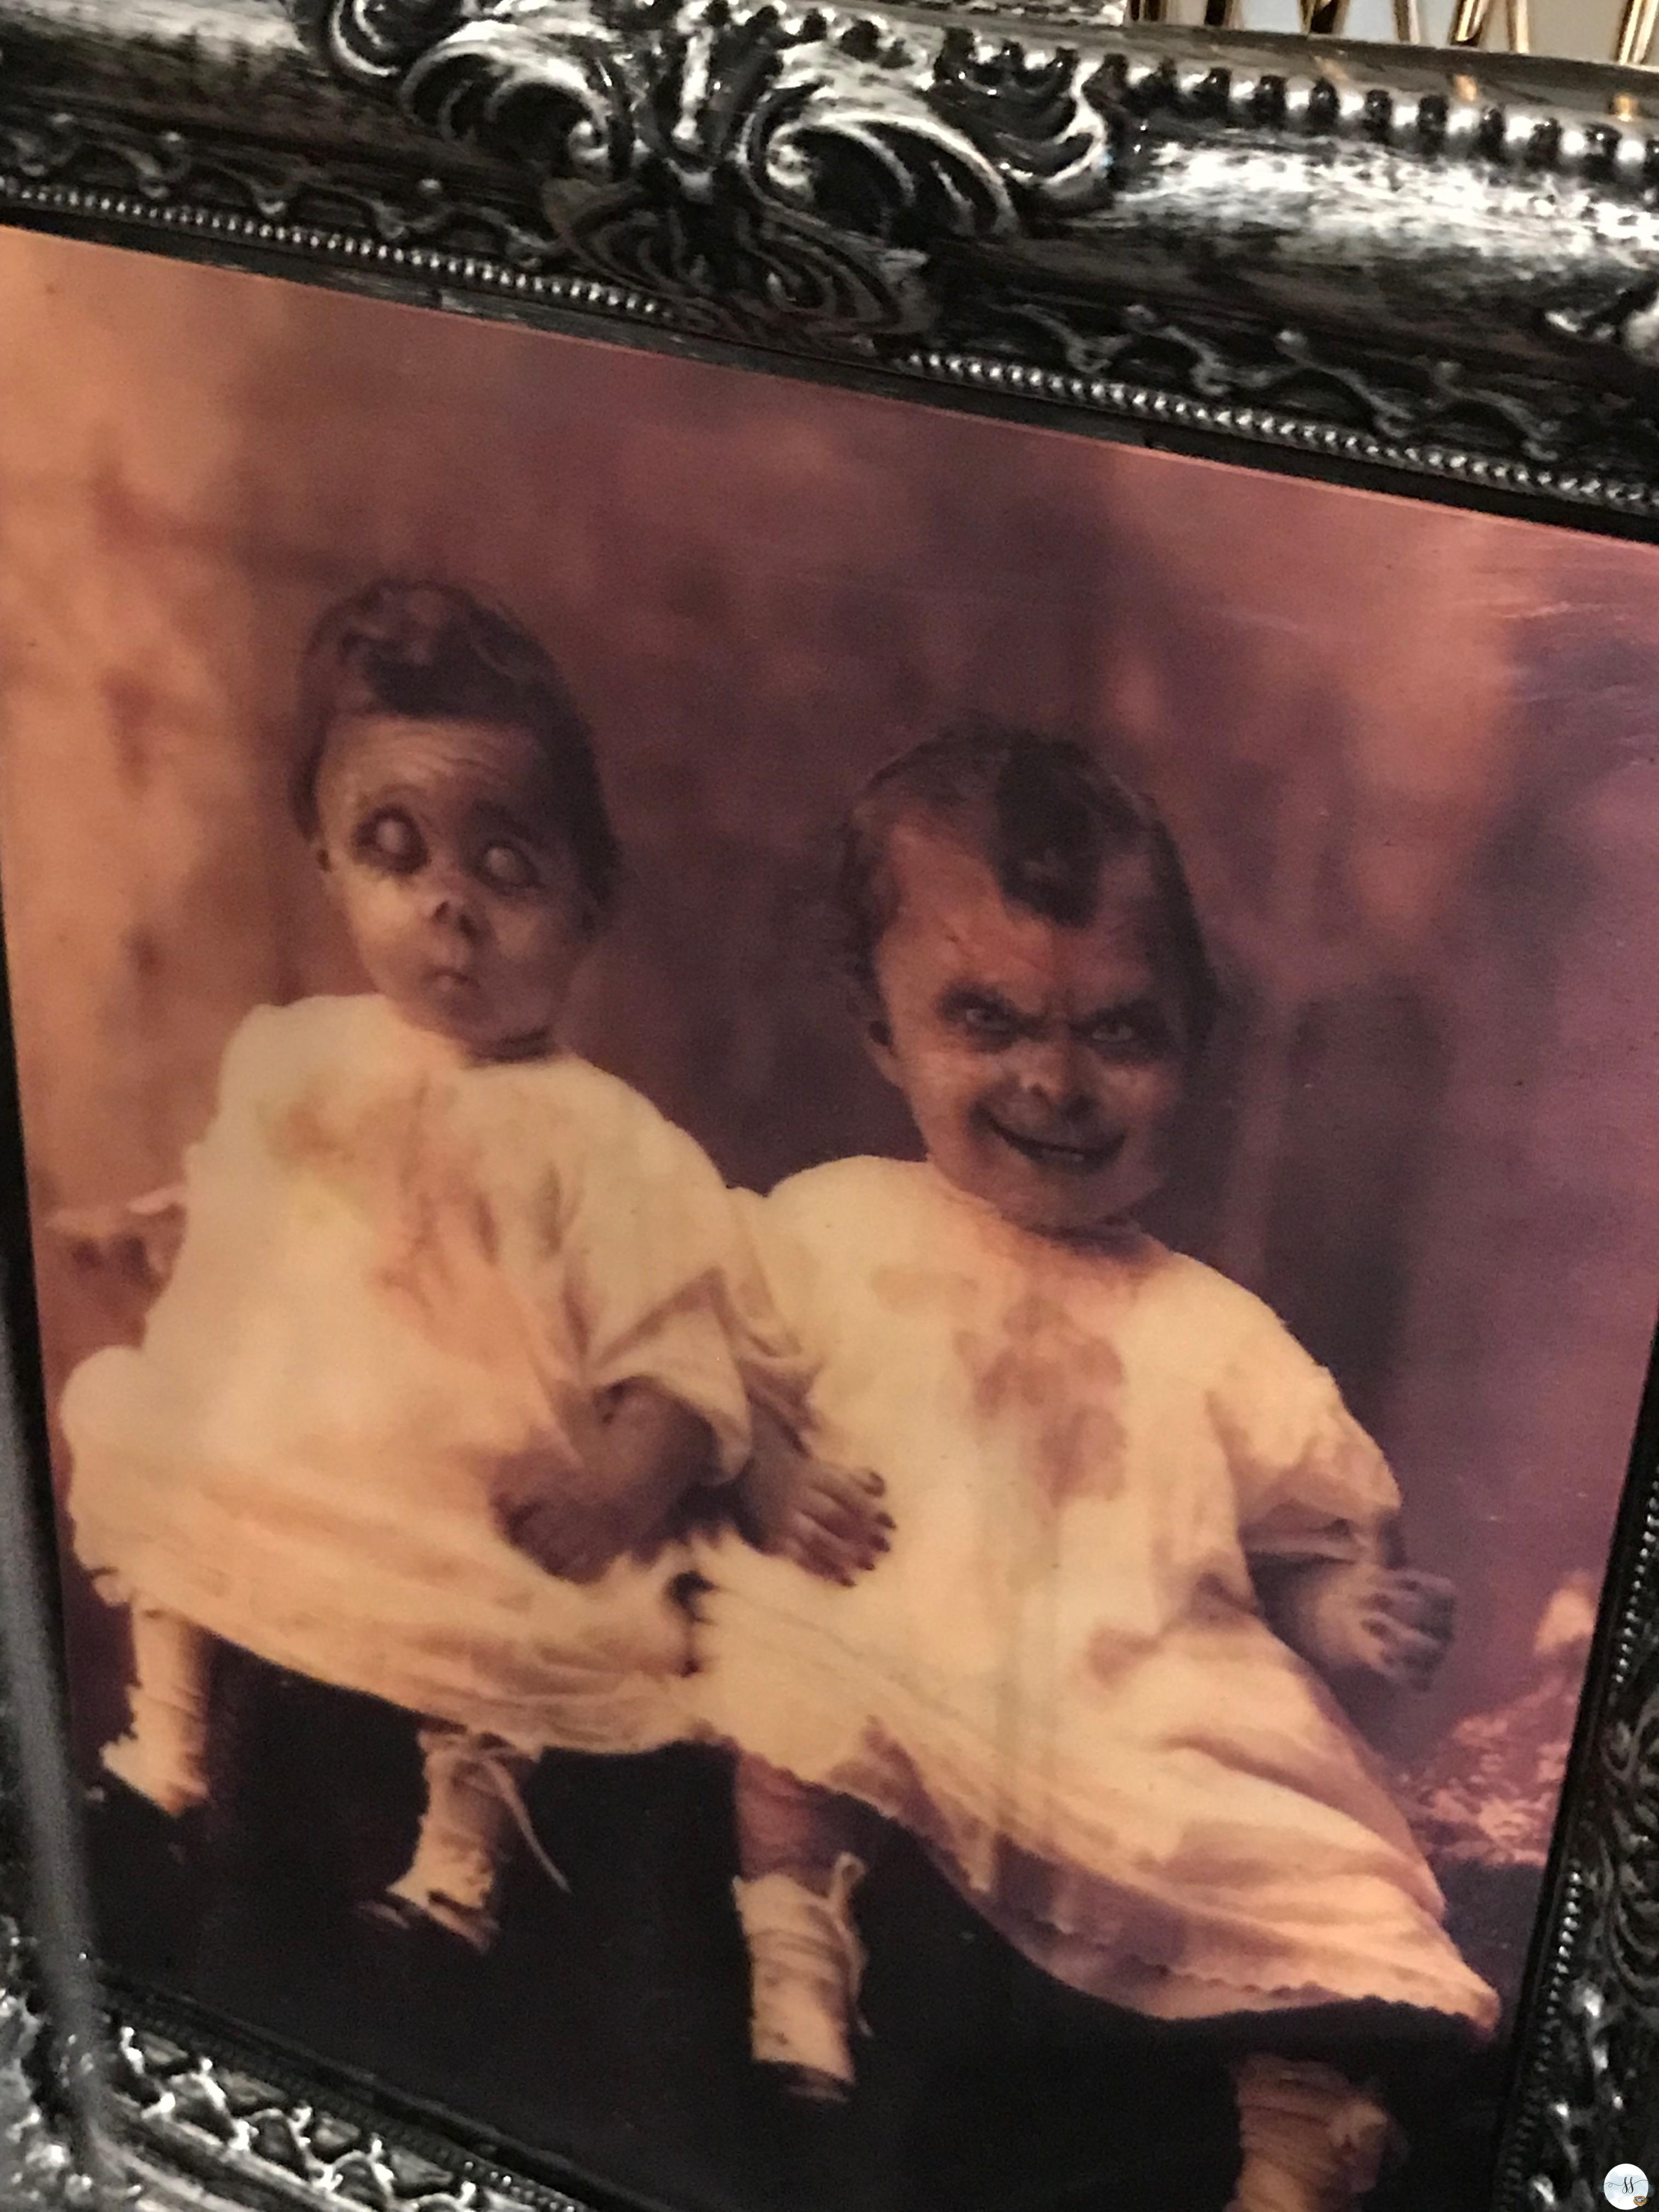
1228 2057 1394 2212
736 1855 866 2100
362 1887 499 1954
761 2059 853 2107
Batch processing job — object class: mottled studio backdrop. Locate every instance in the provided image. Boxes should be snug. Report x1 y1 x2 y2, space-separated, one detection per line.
2 225 1658 2015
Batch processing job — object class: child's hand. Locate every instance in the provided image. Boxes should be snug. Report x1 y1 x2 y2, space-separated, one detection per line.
737 1410 892 1586
493 1446 636 1584
507 1493 634 1585
1339 1565 1455 1689
50 1190 186 1294
494 1386 712 1585
1268 1561 1455 1690
769 1456 892 1587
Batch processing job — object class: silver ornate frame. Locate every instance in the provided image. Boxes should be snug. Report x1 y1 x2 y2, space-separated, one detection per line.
2 3 1658 2205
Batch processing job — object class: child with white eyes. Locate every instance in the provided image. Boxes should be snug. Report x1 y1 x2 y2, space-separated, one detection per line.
59 579 886 1950
693 726 1498 2212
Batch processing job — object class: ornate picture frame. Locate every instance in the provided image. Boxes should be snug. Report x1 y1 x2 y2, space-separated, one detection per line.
2 4 1658 2210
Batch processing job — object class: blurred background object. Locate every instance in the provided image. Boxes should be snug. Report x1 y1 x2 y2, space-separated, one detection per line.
1114 0 1649 65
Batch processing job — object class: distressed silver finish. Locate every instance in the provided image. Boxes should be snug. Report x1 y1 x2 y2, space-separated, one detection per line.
1 2 1658 2210
1505 1481 1659 2212
108 2023 582 2212
4 2 1659 507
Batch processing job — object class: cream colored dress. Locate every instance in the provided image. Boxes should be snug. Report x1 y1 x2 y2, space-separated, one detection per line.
64 995 762 1754
695 1156 1499 2033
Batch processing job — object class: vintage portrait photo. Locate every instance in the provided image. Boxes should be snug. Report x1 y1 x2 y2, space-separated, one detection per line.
1 221 1657 2212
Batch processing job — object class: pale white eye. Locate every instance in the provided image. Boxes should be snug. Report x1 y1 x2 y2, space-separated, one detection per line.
478 841 538 892
358 810 424 872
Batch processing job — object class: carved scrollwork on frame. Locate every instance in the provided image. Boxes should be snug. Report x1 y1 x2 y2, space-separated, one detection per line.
1500 1550 1659 2210
951 296 1659 479
293 0 1126 338
0 1943 86 2212
0 109 571 273
1598 1673 1659 2023
108 2022 546 2212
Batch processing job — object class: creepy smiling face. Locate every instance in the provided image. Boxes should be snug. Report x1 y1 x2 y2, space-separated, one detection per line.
864 821 1193 1238
312 711 596 1063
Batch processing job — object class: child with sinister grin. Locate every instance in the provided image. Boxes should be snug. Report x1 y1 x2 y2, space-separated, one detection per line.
695 726 1497 2212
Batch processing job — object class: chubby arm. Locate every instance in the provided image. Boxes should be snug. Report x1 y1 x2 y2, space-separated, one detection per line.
1220 1299 1455 1695
1255 1552 1457 1692
496 1379 716 1585
735 1404 891 1585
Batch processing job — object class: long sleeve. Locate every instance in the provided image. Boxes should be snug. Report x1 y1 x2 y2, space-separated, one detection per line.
716 1186 820 1436
532 1094 758 1479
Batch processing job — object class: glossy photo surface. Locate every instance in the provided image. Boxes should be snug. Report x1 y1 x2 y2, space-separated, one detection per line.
1 223 1657 2212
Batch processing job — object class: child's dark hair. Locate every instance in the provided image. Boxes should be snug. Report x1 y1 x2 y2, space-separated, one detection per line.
292 580 620 919
838 723 1219 1054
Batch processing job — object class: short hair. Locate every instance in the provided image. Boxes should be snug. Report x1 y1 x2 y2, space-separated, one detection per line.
291 579 620 919
837 723 1219 1053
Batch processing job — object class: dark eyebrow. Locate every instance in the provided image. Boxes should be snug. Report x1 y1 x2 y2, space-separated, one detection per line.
1077 995 1165 1028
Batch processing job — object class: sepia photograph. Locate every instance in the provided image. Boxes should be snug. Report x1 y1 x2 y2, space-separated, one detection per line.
1 218 1657 2212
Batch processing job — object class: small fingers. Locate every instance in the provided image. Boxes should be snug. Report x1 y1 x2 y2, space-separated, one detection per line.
1367 1606 1444 1647
1371 1604 1454 1655
800 1488 890 1564
782 1521 861 1587
1415 1593 1451 1645
817 1465 894 1533
1386 1571 1457 1629
1372 1626 1447 1687
1360 1589 1455 1642
822 1536 885 1581
785 1492 895 1582
1393 1568 1455 1598
1393 1568 1456 1602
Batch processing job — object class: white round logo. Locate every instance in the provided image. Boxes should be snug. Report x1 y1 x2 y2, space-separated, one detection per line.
1605 2165 1650 2207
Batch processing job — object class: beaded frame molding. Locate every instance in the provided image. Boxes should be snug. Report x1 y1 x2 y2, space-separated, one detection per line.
3 2 1659 2209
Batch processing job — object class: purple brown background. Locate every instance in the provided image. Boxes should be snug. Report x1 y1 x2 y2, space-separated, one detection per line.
1 223 1657 2210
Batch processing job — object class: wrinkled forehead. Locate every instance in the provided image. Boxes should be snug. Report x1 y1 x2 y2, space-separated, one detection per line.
877 817 1172 1003
318 710 556 821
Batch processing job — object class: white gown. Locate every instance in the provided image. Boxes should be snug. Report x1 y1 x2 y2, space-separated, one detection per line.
63 994 766 1754
694 1156 1499 2032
